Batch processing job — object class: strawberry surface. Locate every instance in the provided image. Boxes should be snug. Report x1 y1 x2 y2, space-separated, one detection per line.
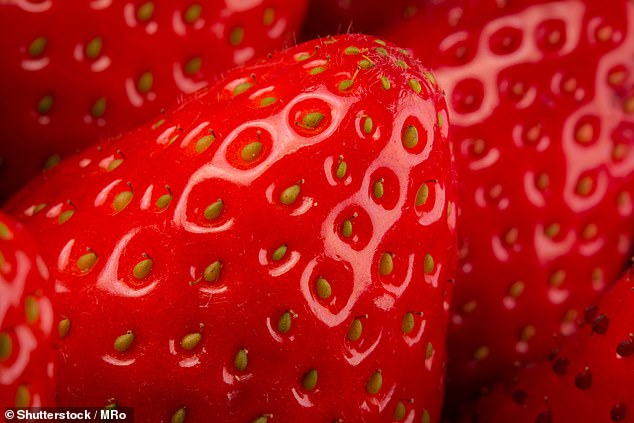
6 34 457 422
0 0 307 203
384 0 634 401
464 266 634 423
0 211 55 408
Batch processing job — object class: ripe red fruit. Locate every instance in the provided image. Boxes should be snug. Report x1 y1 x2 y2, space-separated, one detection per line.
464 267 634 423
384 0 634 400
0 0 307 203
6 34 456 422
0 212 55 408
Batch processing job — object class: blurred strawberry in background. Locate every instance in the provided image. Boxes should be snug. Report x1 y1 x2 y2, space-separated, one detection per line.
0 0 307 203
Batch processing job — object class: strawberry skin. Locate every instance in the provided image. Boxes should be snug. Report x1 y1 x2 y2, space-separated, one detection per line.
465 267 634 423
384 0 634 400
6 34 456 422
0 211 55 408
0 0 307 203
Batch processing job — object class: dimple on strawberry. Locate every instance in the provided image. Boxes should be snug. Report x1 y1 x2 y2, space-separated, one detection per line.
6 34 457 422
0 0 307 203
383 0 634 402
0 211 55 408
463 265 634 423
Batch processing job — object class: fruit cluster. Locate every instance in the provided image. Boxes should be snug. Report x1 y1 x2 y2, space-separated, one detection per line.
0 1 632 422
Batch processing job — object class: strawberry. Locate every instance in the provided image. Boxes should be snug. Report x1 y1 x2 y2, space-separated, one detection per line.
6 34 457 422
0 0 307 203
464 266 634 423
301 0 425 40
383 0 634 401
0 211 55 408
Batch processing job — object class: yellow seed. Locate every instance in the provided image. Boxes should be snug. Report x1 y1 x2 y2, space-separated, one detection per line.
474 346 489 361
58 210 75 224
229 27 244 45
184 3 202 23
181 333 202 350
195 134 215 153
302 112 324 129
114 331 134 352
344 46 360 55
520 325 536 341
234 348 248 371
576 176 593 196
422 410 431 423
136 1 155 21
133 258 153 279
379 252 393 276
184 56 202 74
393 401 406 421
302 368 318 390
137 71 154 93
28 36 47 57
204 199 223 221
402 125 418 149
363 116 373 134
437 112 443 127
262 7 275 25
15 385 30 407
58 318 71 339
272 245 288 261
424 253 434 274
342 219 353 238
338 79 354 91
0 222 11 240
374 39 386 46
347 318 362 341
113 190 133 212
252 416 269 423
233 82 253 96
107 159 123 172
156 193 172 210
336 161 347 179
315 276 332 299
260 96 277 107
416 183 429 206
204 261 221 282
24 295 39 324
550 269 566 287
171 407 186 423
381 76 391 90
545 223 560 238
409 79 422 94
241 141 262 162
0 332 12 360
359 59 374 69
375 47 388 57
373 180 384 199
277 311 292 334
77 252 97 272
85 36 103 59
426 342 433 359
402 312 415 334
508 281 525 299
280 184 301 205
366 370 382 395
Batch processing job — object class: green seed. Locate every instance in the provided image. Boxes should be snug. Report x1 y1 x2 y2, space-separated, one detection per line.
315 276 332 299
152 119 165 129
277 311 292 334
379 253 393 276
373 179 384 199
58 210 74 225
181 332 202 350
402 312 415 334
156 193 172 210
195 134 215 153
113 190 133 212
229 27 244 45
0 222 10 240
241 141 262 162
344 46 360 55
280 184 301 205
114 331 134 352
402 125 418 149
262 7 275 25
424 71 436 85
409 78 422 94
366 370 382 395
260 96 277 107
85 36 103 59
416 184 429 206
38 95 53 114
508 281 525 299
347 318 362 341
28 36 47 57
233 82 252 96
171 407 186 423
396 59 409 69
133 258 153 279
91 97 107 118
272 244 288 261
380 76 391 90
184 56 202 74
58 318 71 339
234 348 248 371
295 52 311 62
107 159 123 172
342 219 353 238
302 112 324 129
359 59 374 69
204 199 223 221
309 66 325 75
15 385 30 407
336 160 347 179
32 203 47 214
251 416 269 423
184 3 202 23
438 112 444 127
137 71 154 93
375 47 388 57
77 252 97 272
363 116 373 134
302 368 318 391
374 39 386 46
203 261 221 282
136 1 155 21
25 295 39 324
426 342 433 359
422 409 431 423
393 401 406 421
44 153 60 170
424 253 434 274
0 332 12 360
338 79 354 91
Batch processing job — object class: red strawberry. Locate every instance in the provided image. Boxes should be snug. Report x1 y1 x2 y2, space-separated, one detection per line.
464 266 634 423
6 34 456 422
0 0 307 203
301 0 425 40
0 211 55 408
383 0 634 401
